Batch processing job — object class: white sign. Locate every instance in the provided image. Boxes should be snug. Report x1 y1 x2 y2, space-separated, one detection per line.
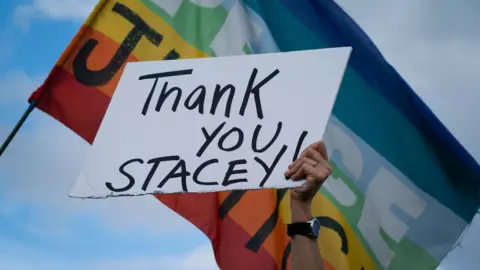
70 47 351 198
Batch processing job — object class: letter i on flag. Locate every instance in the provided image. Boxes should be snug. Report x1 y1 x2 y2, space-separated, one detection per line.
27 0 480 269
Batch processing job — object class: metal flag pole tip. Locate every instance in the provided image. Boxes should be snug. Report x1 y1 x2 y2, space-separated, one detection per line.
0 100 38 157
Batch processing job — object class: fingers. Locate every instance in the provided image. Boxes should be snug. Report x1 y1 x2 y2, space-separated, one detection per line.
299 141 328 160
300 162 331 183
285 140 331 181
285 155 331 182
288 140 330 203
288 157 316 180
288 148 322 170
305 162 331 184
288 147 324 171
313 141 328 160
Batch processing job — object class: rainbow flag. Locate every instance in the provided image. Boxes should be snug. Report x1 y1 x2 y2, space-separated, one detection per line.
29 0 480 269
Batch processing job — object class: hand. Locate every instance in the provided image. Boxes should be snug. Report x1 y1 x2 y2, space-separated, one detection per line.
284 141 331 206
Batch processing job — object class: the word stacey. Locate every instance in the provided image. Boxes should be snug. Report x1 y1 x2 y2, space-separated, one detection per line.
105 68 309 193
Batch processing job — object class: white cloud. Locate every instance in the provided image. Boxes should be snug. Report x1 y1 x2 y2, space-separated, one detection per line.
94 243 219 270
0 241 218 270
13 0 98 32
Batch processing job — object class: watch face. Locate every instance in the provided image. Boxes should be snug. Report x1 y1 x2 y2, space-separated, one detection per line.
310 218 321 238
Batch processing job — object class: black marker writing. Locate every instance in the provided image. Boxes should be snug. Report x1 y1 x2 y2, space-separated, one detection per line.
110 60 317 200
218 127 244 152
197 122 226 157
185 85 206 114
252 122 282 153
292 131 308 162
211 84 235 118
222 159 248 186
239 68 280 119
139 69 193 115
139 68 279 119
107 158 144 192
197 122 285 157
193 159 219 186
157 159 190 192
143 156 180 191
255 145 288 187
155 83 182 113
113 127 309 192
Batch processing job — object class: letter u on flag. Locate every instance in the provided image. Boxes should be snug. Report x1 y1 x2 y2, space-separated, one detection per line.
29 0 480 269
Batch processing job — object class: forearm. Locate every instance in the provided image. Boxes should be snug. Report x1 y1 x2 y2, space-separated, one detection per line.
290 202 324 270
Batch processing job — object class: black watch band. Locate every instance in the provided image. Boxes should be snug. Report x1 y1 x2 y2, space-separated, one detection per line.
287 218 320 240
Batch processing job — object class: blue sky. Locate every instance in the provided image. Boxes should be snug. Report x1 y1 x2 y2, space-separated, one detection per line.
0 0 479 269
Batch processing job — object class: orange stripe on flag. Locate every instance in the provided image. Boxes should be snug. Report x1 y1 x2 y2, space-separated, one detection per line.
222 189 290 264
60 27 138 99
30 0 110 102
220 190 275 237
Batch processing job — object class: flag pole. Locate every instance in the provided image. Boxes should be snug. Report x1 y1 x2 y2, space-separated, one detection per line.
0 100 38 157
0 0 108 158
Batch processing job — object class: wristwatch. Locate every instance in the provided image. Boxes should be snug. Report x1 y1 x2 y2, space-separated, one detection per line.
287 218 321 240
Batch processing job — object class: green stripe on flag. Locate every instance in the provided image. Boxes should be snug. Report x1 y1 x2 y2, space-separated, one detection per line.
141 0 228 56
324 162 439 269
244 0 330 51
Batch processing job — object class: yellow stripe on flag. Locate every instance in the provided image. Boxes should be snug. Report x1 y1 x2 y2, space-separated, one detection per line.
87 0 208 62
280 192 377 270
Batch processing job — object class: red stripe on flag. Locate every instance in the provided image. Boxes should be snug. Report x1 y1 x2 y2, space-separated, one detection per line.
157 193 278 270
32 66 110 143
216 215 278 269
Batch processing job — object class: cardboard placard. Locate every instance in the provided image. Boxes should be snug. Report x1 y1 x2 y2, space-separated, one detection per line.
70 47 351 198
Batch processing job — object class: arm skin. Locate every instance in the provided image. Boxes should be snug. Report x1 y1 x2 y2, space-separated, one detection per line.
285 141 331 270
290 201 324 270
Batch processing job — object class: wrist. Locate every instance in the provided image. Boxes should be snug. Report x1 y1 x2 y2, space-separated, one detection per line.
290 200 312 223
